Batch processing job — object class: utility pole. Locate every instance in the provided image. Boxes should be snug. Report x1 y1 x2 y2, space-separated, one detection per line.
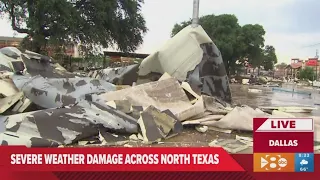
316 49 319 81
191 0 200 28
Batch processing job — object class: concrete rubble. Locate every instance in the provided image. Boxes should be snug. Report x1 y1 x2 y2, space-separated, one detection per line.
137 106 183 143
0 24 319 153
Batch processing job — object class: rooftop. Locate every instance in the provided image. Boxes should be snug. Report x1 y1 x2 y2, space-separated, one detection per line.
104 51 149 59
0 36 24 42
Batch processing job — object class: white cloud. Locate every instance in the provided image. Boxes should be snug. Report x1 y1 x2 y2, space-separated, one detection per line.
138 0 317 63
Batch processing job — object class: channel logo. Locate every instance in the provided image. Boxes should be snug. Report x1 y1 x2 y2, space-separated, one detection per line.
254 153 295 172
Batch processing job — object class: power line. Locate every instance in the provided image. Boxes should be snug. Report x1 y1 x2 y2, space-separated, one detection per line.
301 43 320 48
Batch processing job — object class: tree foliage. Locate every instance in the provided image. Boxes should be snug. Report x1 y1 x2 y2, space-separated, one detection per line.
240 24 265 69
171 14 275 74
275 62 288 69
0 0 147 53
299 67 315 81
262 45 277 71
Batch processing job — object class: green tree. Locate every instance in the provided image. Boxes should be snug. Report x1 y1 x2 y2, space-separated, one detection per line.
240 24 265 72
299 67 315 81
275 62 288 69
0 0 147 54
171 14 266 75
262 45 277 71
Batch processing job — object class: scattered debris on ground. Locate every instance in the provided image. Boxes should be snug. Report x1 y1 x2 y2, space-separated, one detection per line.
209 138 250 153
195 125 208 133
260 106 317 113
248 88 262 93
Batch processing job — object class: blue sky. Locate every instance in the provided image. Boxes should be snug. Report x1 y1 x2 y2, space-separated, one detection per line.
0 0 319 63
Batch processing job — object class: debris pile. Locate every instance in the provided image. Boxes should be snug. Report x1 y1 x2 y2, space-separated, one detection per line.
0 25 319 153
87 64 140 85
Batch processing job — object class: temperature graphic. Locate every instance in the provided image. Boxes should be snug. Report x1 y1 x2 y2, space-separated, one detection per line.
294 153 314 172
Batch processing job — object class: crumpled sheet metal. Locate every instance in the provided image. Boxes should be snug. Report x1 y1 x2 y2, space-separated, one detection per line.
98 131 129 146
0 47 26 73
0 47 22 59
0 132 60 147
12 75 82 108
139 25 207 79
0 47 76 78
0 103 138 147
0 92 24 114
174 96 205 121
99 77 205 121
11 74 137 134
0 51 25 73
21 51 76 78
23 50 51 62
12 75 115 108
106 100 133 114
138 25 232 103
0 78 19 97
182 114 224 125
47 77 115 98
0 106 99 147
0 52 15 72
187 42 232 102
83 101 138 133
88 64 139 85
203 95 231 115
207 106 267 131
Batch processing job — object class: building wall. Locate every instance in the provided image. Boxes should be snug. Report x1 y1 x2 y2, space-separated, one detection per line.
290 58 320 80
0 37 23 48
274 69 286 78
46 44 79 57
0 36 80 57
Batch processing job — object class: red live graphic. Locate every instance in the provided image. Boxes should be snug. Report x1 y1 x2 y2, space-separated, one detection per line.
0 147 245 172
253 118 314 153
271 120 295 128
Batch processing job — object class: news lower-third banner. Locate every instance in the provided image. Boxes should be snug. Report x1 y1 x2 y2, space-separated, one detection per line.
0 117 319 180
0 147 319 180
